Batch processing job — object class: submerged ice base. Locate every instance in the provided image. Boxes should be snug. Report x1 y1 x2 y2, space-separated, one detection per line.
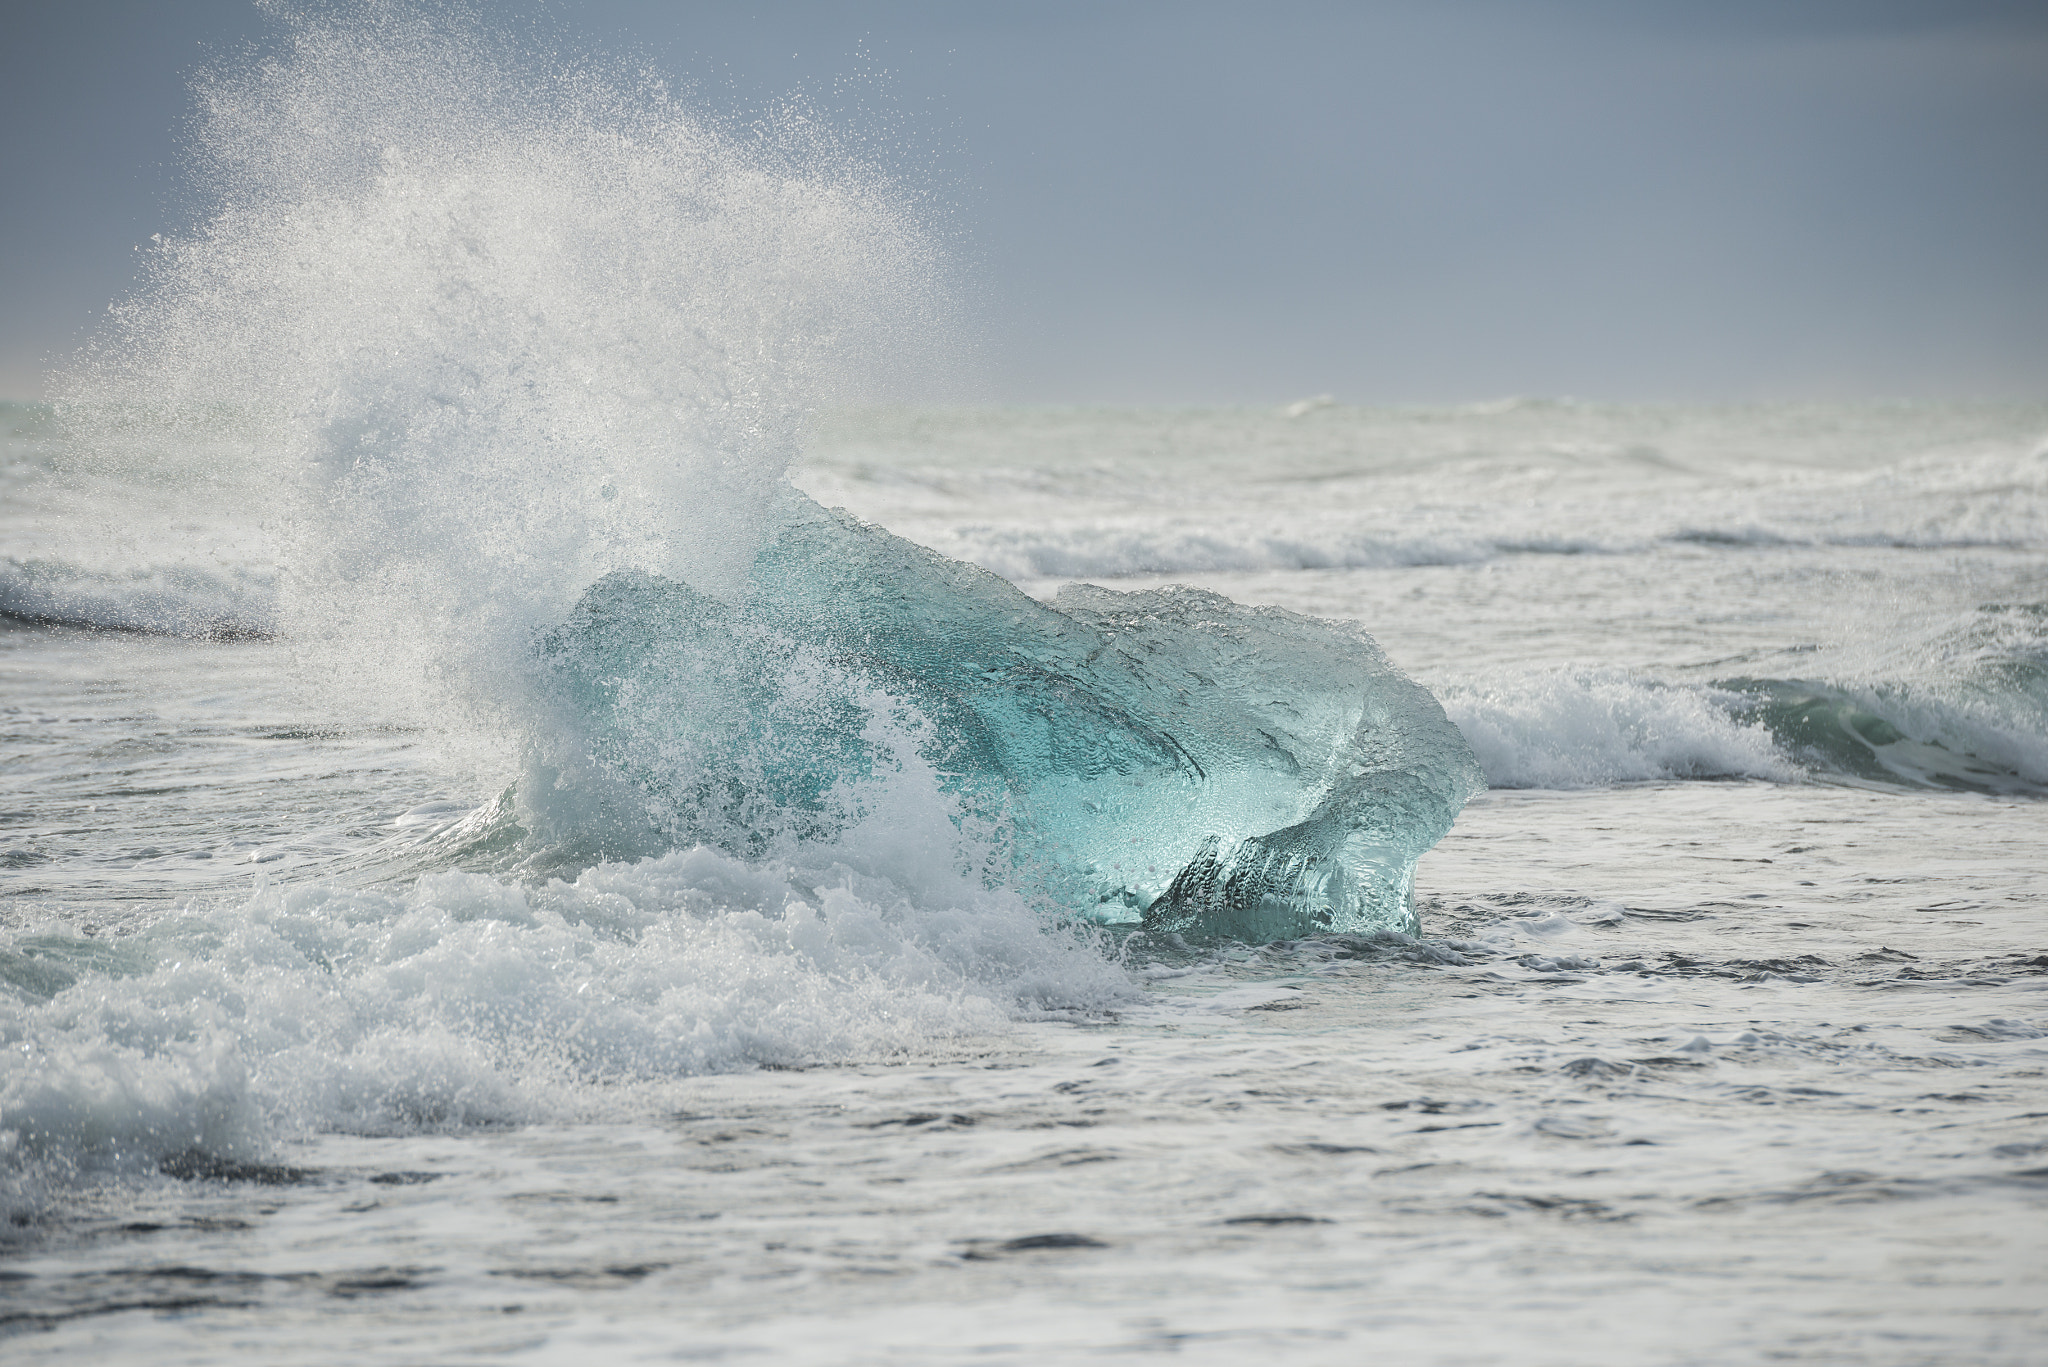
539 493 1483 940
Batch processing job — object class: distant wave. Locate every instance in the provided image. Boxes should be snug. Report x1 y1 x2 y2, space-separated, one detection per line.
1438 658 2048 794
0 557 275 639
940 520 2042 582
1721 673 2048 794
946 524 1499 580
1439 671 1795 789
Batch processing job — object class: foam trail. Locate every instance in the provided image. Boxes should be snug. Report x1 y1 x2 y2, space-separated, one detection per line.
945 521 1495 580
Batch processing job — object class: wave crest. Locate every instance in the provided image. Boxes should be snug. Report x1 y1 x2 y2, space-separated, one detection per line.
1441 670 1793 789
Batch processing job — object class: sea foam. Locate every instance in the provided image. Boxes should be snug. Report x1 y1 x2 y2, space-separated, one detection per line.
1440 669 1794 789
0 836 1131 1219
0 557 274 639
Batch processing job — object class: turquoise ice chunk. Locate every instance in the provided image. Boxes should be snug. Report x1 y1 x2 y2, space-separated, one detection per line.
538 492 1483 939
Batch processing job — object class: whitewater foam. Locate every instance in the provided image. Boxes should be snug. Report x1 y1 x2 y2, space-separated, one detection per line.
1438 670 1795 789
0 835 1131 1217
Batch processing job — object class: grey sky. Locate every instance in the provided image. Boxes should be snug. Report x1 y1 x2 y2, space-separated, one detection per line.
4 1 2044 403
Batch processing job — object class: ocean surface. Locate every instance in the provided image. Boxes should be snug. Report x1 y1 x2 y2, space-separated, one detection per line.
4 13 2047 1361
4 396 2046 1364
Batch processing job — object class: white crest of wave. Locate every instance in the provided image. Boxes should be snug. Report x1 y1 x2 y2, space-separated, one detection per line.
0 557 274 638
1439 669 1794 789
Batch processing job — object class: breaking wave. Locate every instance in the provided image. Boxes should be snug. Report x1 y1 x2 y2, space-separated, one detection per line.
0 839 1134 1211
2 3 1481 1214
934 516 2046 584
1441 606 2048 794
3 5 1058 1203
1440 670 1796 789
0 557 274 639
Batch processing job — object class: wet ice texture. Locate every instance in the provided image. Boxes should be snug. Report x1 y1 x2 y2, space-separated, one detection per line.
539 494 1483 939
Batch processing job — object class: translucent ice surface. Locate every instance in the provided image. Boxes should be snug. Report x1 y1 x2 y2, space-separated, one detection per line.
539 493 1484 939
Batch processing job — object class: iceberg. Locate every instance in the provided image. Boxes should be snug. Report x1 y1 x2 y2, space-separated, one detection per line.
537 493 1484 940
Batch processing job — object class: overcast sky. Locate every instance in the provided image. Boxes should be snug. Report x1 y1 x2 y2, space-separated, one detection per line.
4 1 2044 403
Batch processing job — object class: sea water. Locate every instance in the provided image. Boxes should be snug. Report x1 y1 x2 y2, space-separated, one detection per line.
4 11 2047 1366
